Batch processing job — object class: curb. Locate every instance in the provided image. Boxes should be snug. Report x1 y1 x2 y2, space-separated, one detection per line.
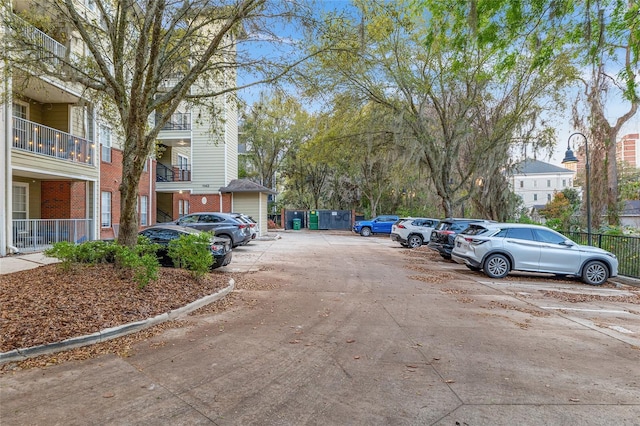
0 278 235 365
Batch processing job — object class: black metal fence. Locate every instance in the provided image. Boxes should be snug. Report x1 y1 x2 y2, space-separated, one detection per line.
563 231 640 279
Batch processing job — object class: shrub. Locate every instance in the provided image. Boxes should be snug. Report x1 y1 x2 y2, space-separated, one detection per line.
44 241 77 272
45 239 160 289
167 231 214 279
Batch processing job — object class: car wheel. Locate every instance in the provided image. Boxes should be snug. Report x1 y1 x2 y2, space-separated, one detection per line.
582 260 608 286
360 227 372 237
408 234 423 248
466 265 481 272
483 254 510 278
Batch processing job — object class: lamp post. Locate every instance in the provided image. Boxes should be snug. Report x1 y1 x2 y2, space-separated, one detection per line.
561 132 591 246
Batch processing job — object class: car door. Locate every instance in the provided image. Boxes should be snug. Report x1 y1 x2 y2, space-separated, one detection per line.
414 219 437 238
534 228 579 274
373 216 394 233
502 227 541 271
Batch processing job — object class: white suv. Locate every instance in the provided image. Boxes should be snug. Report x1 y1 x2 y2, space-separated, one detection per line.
391 217 439 248
451 223 618 286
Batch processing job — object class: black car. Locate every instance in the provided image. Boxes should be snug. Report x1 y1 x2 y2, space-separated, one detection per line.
139 225 232 269
167 212 252 248
427 218 490 259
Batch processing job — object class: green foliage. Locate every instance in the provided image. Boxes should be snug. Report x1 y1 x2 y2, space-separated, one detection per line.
167 232 214 279
544 218 564 232
44 241 77 272
45 238 160 289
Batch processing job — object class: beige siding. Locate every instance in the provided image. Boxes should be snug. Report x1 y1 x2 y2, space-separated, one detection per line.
232 192 269 236
13 177 42 218
225 96 238 181
42 104 70 133
191 102 226 194
12 151 99 181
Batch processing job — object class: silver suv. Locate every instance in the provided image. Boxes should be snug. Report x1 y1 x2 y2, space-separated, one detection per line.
451 223 618 285
391 217 439 248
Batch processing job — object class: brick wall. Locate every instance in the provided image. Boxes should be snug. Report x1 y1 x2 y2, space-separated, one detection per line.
100 149 156 239
184 193 233 215
40 181 87 219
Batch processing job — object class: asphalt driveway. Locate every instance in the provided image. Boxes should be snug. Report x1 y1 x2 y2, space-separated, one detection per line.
1 231 639 425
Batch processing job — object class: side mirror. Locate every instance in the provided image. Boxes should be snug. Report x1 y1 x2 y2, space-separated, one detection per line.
560 239 576 247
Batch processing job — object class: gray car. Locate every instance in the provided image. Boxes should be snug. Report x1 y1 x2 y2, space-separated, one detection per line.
451 222 618 286
167 212 252 248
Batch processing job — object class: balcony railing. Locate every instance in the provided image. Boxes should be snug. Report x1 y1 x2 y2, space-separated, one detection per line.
13 117 96 165
156 113 192 130
14 14 67 67
156 162 191 182
13 219 93 253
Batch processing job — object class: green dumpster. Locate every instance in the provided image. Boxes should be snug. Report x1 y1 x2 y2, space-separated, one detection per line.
292 218 301 230
309 211 319 230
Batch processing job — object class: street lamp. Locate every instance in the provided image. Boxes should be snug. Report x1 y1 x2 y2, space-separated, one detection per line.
561 132 591 246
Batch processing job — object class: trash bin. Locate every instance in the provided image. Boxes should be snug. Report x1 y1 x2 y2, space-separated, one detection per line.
309 211 319 230
292 218 301 230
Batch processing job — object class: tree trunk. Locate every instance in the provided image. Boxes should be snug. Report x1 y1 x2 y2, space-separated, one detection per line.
606 130 619 225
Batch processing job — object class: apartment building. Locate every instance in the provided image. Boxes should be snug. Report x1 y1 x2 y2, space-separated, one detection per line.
1 2 271 255
510 159 576 210
616 133 639 168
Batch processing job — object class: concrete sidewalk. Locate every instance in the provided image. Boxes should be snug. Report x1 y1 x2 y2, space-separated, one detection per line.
0 252 60 275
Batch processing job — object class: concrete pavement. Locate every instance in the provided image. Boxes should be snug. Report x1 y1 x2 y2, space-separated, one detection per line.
1 231 639 425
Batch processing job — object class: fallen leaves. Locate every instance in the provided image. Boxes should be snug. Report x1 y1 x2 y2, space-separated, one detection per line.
0 263 232 353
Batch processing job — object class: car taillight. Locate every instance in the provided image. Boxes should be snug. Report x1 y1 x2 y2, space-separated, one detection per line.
237 224 247 229
464 237 486 245
442 230 455 235
211 243 224 251
397 224 406 229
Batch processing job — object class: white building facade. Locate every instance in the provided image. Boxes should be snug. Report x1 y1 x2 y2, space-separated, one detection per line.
510 159 576 210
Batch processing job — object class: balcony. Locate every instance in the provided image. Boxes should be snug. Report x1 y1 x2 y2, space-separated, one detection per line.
13 219 93 253
13 117 96 165
156 112 192 130
157 163 191 182
14 14 67 68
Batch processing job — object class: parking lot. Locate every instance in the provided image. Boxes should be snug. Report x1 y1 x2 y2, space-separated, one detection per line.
1 230 639 425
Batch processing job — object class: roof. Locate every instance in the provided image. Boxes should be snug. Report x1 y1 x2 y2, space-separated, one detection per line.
621 200 640 216
513 159 574 175
218 179 276 194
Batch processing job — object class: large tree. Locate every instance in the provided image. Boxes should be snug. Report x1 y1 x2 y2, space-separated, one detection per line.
4 0 320 247
569 0 639 227
239 91 311 190
304 0 572 219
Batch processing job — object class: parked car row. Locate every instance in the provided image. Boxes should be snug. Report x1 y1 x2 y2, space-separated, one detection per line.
356 214 619 285
134 212 261 272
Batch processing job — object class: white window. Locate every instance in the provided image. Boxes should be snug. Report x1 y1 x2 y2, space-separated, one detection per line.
534 180 537 188
12 183 28 219
562 179 566 187
86 0 95 11
519 181 523 188
533 194 538 201
101 192 112 227
185 200 190 215
178 200 184 217
12 102 28 119
547 179 551 187
547 194 552 201
140 196 148 226
100 125 112 163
